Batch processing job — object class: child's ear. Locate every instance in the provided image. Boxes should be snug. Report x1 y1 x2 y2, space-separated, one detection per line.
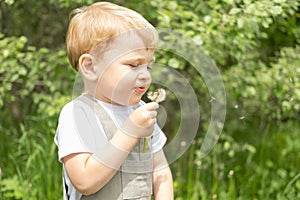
78 54 98 81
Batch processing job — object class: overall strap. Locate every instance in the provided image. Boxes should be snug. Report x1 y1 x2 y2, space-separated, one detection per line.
77 94 116 140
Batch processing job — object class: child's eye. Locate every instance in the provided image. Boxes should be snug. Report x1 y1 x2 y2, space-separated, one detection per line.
129 64 140 68
128 63 152 71
147 65 152 71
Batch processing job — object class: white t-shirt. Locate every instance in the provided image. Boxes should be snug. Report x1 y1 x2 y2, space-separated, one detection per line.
54 98 167 200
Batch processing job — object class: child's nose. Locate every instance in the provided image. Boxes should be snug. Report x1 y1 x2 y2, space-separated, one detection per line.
137 69 151 81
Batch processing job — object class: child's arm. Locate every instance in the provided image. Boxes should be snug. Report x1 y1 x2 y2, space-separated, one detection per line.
63 130 138 195
63 102 159 195
153 149 174 200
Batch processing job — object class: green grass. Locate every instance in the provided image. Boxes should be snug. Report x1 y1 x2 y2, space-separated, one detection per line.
172 120 300 200
0 118 62 199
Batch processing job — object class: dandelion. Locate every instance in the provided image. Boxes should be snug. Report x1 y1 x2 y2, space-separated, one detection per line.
147 88 166 103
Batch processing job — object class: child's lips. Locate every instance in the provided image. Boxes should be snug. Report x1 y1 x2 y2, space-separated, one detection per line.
136 86 146 93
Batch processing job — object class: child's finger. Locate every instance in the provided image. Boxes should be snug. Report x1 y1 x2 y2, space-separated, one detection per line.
148 111 157 118
142 110 157 120
145 102 159 111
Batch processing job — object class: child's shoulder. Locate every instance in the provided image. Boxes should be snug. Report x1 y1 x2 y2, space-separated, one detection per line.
58 101 73 117
58 97 94 119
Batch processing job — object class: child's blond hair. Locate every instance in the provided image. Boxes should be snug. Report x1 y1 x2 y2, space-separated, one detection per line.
66 2 158 70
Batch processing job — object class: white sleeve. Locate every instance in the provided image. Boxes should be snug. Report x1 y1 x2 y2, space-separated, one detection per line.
54 101 108 162
54 102 88 162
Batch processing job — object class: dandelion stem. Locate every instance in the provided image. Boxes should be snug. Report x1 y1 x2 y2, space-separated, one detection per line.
143 138 147 153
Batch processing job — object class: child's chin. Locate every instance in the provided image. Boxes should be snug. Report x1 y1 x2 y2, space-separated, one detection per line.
128 98 141 106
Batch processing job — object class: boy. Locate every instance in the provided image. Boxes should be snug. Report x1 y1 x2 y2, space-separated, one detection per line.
54 2 173 200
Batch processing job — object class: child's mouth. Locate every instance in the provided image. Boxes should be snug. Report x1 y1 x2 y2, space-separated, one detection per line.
136 87 146 93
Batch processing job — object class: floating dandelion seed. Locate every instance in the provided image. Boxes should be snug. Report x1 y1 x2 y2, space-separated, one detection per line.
180 141 187 147
209 96 216 102
212 194 218 200
228 170 234 178
195 160 202 168
147 88 166 103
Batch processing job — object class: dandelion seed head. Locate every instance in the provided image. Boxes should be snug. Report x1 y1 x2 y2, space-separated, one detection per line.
147 88 166 103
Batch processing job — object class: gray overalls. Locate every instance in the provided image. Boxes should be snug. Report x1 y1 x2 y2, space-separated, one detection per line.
67 95 153 200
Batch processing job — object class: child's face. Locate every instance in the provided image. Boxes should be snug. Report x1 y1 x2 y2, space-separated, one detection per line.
94 33 154 106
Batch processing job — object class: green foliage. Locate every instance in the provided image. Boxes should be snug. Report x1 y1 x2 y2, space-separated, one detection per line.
0 33 75 118
0 0 299 199
1 175 33 199
0 33 75 199
225 45 300 121
129 0 298 64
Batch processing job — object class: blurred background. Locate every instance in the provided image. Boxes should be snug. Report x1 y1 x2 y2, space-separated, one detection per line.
0 0 299 199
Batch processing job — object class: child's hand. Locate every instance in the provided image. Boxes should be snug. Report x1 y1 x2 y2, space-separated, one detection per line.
121 102 159 138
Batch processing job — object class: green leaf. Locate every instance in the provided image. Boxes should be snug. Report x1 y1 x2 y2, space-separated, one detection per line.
229 8 241 15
